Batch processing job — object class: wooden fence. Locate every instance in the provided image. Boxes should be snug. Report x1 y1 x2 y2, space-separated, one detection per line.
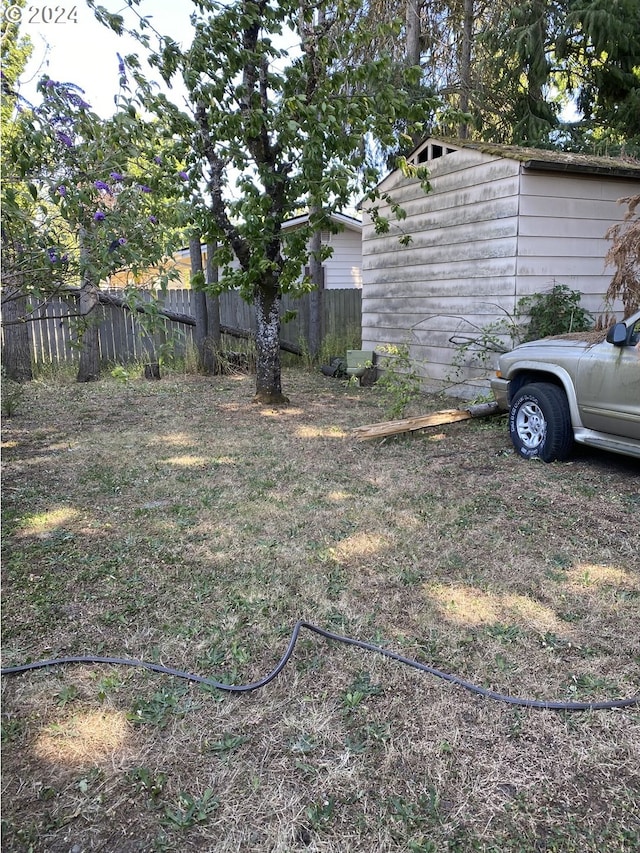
27 288 362 366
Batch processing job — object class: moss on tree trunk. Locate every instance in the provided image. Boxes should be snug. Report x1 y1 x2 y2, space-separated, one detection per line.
253 285 289 406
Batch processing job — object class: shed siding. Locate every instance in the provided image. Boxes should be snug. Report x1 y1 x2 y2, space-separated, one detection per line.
362 150 521 393
362 143 640 397
515 172 634 313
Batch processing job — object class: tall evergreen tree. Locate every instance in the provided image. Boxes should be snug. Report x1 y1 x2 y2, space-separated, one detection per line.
557 0 640 152
332 0 640 152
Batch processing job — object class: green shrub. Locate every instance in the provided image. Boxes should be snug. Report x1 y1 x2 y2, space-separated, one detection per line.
519 283 593 341
449 283 593 381
296 324 362 370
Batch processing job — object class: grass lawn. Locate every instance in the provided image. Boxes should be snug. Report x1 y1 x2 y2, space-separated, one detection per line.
1 366 639 852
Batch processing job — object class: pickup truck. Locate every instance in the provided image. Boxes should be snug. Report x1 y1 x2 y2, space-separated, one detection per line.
491 309 640 462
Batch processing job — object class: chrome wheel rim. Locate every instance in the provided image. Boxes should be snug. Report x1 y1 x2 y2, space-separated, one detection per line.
515 401 546 449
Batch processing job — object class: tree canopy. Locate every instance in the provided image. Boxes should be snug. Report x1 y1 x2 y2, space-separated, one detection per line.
348 0 640 153
91 0 435 401
1 6 186 381
3 0 638 388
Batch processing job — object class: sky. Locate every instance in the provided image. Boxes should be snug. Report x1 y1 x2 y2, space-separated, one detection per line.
18 1 195 117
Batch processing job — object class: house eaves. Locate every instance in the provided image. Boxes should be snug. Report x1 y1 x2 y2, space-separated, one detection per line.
519 157 640 180
281 212 362 233
175 211 362 257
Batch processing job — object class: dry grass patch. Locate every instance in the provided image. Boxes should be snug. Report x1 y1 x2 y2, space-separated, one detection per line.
2 367 639 852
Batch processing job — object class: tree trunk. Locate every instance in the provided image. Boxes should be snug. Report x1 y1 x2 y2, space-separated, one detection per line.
300 10 326 362
204 240 222 373
458 0 474 139
405 0 421 67
1 284 33 382
77 228 101 382
191 236 224 374
76 275 101 382
254 284 288 405
405 0 424 147
307 225 323 359
205 242 221 341
190 236 209 372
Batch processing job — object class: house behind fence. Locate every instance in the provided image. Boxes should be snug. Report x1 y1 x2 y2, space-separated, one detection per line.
28 288 362 367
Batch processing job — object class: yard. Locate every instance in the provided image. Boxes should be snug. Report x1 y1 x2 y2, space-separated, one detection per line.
1 367 639 852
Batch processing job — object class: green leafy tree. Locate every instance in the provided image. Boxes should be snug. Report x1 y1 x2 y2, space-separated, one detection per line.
478 0 561 146
480 0 640 151
343 1 640 152
557 0 640 152
334 0 470 145
1 0 34 380
92 0 433 403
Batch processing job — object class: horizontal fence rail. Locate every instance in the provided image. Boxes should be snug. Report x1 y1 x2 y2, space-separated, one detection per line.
26 288 362 366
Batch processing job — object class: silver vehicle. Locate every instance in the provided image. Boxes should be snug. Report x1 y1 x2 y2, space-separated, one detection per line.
491 310 640 462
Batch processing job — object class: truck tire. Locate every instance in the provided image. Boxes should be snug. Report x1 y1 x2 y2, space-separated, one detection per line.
509 382 574 462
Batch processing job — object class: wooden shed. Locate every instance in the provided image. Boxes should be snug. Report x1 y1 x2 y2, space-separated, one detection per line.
360 138 640 397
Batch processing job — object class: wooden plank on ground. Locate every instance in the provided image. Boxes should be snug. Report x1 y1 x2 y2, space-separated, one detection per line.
353 401 501 441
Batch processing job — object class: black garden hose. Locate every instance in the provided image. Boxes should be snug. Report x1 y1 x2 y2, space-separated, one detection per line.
1 619 638 712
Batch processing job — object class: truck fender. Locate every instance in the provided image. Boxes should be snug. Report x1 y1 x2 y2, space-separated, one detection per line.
506 361 583 428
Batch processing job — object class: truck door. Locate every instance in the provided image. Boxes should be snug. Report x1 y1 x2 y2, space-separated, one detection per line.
576 325 640 439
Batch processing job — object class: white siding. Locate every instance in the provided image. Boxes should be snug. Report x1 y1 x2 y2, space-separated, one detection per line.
362 148 521 395
173 217 363 290
362 144 640 397
515 172 637 315
323 227 362 289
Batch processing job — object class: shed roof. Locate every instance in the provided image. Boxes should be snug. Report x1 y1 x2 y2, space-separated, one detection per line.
419 138 640 180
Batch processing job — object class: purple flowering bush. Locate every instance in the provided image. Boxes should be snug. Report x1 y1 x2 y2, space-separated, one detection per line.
4 76 187 301
2 68 193 381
